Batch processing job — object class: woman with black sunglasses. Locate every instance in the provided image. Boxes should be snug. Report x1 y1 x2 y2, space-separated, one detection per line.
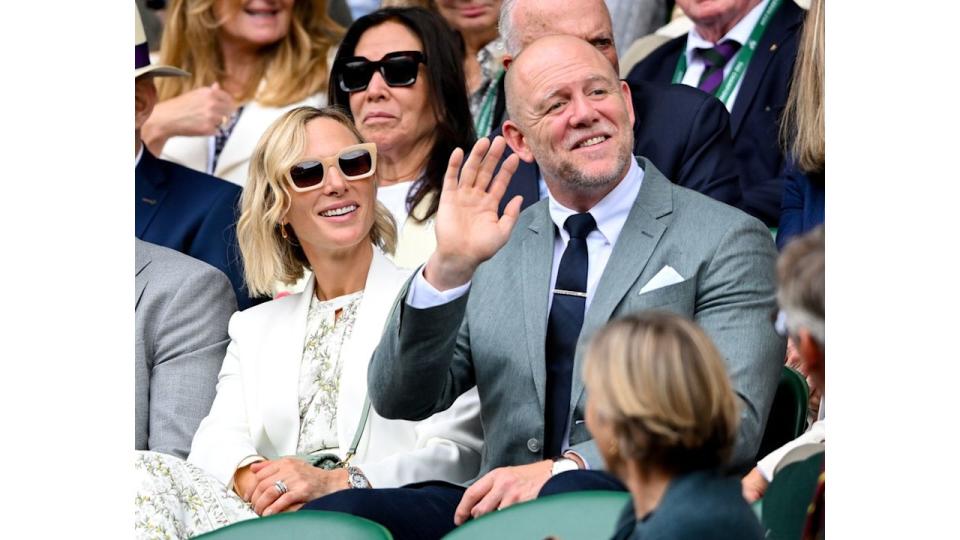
133 106 482 539
329 7 477 269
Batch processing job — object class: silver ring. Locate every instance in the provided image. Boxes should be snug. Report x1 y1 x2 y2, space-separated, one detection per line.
274 479 288 495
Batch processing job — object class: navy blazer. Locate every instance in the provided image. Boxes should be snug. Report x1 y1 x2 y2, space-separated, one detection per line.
626 0 805 226
776 162 824 250
136 148 260 310
497 80 742 215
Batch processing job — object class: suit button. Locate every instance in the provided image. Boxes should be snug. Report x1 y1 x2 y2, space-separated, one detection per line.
527 438 541 453
764 105 772 112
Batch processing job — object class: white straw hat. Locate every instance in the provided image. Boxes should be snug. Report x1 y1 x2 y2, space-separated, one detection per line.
135 4 188 79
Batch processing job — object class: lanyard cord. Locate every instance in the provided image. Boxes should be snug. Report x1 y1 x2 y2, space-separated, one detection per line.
671 0 782 106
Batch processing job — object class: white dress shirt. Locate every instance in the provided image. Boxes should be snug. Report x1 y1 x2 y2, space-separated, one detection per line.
404 159 645 456
679 0 771 110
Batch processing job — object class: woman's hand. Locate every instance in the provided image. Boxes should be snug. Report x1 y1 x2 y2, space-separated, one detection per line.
141 83 236 153
741 467 769 503
424 136 522 291
244 458 350 516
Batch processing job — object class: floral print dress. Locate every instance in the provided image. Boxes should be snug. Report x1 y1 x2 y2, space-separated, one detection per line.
134 291 363 540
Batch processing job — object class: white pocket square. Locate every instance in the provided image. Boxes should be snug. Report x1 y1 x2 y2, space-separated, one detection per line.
638 266 685 295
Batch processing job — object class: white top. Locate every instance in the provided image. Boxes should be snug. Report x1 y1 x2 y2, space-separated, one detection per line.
377 180 417 229
679 0 771 110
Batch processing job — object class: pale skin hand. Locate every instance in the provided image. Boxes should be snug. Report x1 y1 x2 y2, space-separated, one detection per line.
241 457 350 516
423 136 523 291
141 82 236 154
453 460 553 525
741 467 769 503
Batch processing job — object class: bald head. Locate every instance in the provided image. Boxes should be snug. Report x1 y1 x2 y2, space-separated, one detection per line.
505 35 617 122
499 0 618 71
501 35 635 211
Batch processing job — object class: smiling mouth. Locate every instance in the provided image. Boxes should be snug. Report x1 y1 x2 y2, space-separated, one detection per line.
576 135 608 149
320 204 358 217
244 8 280 17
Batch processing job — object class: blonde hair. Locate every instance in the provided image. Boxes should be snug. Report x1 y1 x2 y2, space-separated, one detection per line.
780 0 824 173
156 0 343 106
238 106 397 297
583 312 739 474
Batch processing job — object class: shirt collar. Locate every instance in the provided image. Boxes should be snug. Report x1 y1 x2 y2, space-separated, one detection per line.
547 157 644 247
476 36 506 82
685 0 770 60
136 142 144 167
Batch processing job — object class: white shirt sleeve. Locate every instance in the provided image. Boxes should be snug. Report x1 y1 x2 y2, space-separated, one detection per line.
405 265 471 308
756 419 826 481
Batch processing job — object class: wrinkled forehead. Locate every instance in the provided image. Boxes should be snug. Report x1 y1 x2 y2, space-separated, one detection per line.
517 2 613 47
514 51 617 104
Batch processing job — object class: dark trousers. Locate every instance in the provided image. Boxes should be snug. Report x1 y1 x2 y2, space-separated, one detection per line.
301 471 628 540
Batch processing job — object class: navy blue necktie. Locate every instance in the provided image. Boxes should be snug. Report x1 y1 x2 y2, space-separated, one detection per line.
544 212 596 458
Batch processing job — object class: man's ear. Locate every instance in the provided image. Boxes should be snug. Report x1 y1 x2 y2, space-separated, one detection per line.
135 76 158 131
619 80 635 127
796 329 824 387
501 120 536 163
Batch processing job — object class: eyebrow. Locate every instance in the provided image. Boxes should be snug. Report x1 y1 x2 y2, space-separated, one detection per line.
540 74 613 102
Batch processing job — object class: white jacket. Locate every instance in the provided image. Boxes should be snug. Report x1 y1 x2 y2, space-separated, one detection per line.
188 249 483 488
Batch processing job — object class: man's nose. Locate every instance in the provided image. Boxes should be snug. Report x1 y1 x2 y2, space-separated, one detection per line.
567 94 599 127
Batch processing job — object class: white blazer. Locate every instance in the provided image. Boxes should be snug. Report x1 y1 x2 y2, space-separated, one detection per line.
188 249 483 488
160 91 326 186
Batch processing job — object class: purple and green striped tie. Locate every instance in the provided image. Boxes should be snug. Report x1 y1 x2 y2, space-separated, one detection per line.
696 40 741 95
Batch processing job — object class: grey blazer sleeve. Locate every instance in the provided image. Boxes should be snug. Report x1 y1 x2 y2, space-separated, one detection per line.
369 280 477 421
149 264 236 458
696 216 785 468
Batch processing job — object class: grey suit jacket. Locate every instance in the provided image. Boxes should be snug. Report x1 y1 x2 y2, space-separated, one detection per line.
135 238 236 459
369 158 785 477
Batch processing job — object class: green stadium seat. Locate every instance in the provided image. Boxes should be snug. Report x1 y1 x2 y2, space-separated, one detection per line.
192 510 393 540
443 490 631 540
756 366 810 461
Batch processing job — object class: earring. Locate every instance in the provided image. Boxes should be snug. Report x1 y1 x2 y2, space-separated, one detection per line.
280 222 289 239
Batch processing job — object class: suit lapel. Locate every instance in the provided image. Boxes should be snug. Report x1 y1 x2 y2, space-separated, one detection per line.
134 241 151 310
135 150 170 237
260 275 315 455
730 1 803 136
570 158 673 408
520 204 554 412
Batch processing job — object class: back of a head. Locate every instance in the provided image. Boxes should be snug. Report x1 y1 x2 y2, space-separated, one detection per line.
499 0 616 65
777 225 825 346
584 312 740 475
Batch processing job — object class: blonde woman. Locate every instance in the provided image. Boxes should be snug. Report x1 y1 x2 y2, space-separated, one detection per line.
133 107 482 539
141 0 343 185
776 0 825 249
583 312 763 540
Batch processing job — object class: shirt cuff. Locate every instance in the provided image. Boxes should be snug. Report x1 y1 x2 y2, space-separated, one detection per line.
562 450 590 470
406 265 471 308
228 454 267 493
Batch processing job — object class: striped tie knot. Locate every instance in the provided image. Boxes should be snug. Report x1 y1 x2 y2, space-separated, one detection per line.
695 40 741 95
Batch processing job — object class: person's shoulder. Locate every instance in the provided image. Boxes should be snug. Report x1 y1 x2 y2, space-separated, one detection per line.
137 238 224 279
156 155 241 198
627 34 687 81
647 472 764 540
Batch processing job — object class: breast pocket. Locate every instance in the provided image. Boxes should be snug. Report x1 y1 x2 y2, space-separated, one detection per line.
620 277 697 317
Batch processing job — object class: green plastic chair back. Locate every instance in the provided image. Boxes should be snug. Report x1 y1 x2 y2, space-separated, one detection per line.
443 490 631 540
193 510 393 540
760 451 824 540
756 366 809 461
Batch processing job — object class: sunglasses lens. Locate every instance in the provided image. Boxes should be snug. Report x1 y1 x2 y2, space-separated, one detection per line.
339 149 373 178
290 161 324 189
340 60 373 92
382 56 420 87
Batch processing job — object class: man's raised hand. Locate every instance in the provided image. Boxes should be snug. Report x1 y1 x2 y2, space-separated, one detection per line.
424 136 522 291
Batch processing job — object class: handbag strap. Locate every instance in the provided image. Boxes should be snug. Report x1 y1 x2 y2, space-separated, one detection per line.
341 395 371 465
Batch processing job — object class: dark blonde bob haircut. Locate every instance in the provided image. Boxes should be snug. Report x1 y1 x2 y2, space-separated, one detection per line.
583 311 739 475
238 106 396 297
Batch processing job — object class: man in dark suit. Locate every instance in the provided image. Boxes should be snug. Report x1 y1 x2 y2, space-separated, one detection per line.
627 0 806 226
493 0 742 214
135 7 257 309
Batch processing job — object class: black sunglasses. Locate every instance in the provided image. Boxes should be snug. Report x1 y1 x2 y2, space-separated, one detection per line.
335 51 427 93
